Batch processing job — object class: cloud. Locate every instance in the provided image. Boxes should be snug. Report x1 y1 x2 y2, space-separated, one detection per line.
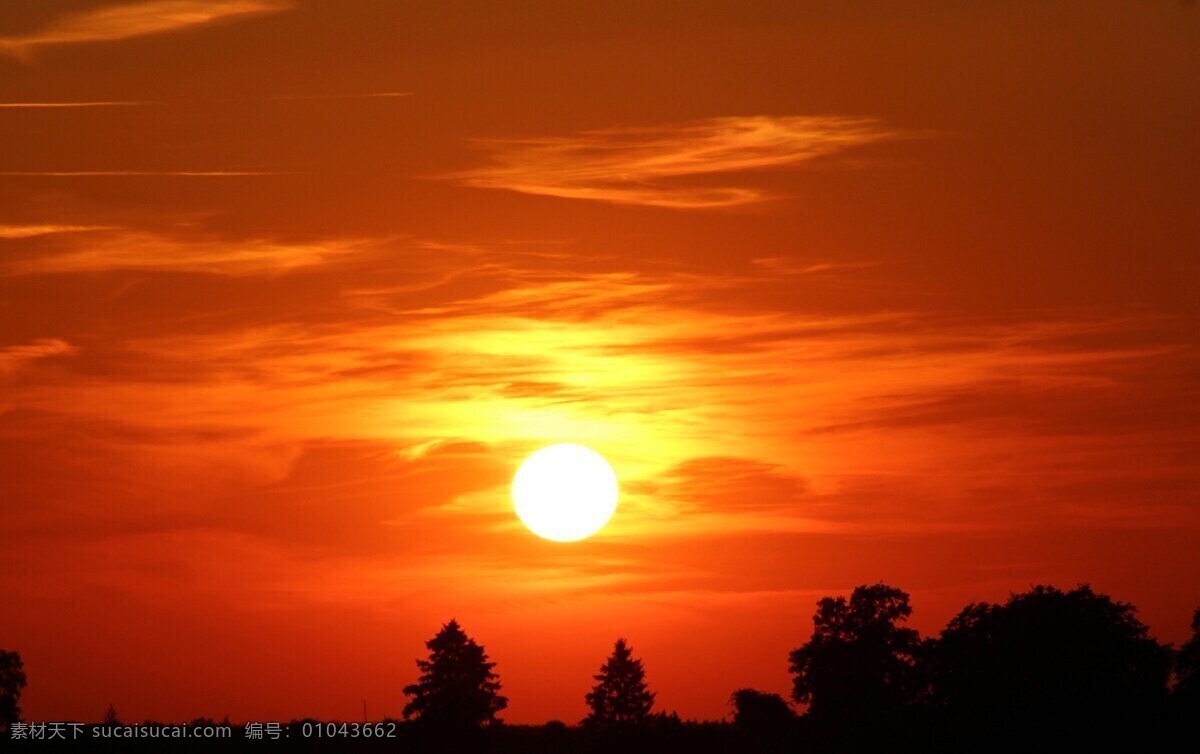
2 230 371 275
0 0 293 60
0 101 144 108
270 92 413 101
0 171 285 177
0 408 294 538
0 338 76 374
0 224 117 238
0 94 407 107
452 115 899 208
4 238 1197 555
636 457 810 514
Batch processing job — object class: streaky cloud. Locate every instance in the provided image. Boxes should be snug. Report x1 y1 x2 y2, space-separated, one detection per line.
2 231 371 276
0 170 286 177
452 115 902 208
4 240 1195 547
0 0 293 61
0 94 406 108
0 338 76 375
0 224 117 238
0 101 145 108
269 92 414 101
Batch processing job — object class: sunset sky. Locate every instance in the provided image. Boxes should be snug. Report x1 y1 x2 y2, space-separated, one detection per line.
2 0 1199 725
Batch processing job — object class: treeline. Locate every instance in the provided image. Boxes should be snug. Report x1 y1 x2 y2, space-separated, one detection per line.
2 583 1198 750
394 583 1199 748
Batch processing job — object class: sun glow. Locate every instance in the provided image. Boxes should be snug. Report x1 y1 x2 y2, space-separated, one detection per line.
512 444 619 542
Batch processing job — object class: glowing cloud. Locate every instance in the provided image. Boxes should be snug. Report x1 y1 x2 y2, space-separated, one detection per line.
0 224 117 238
0 101 144 108
0 338 76 375
0 0 293 60
453 116 898 208
270 92 414 101
2 231 369 276
0 171 285 177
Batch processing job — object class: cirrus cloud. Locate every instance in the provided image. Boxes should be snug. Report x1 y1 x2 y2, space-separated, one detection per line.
452 115 901 209
0 338 76 375
0 0 293 61
1 230 373 276
0 224 117 239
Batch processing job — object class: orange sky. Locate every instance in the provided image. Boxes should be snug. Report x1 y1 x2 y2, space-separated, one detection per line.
1 0 1199 725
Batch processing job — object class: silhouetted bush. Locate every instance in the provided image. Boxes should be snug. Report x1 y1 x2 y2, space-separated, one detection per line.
0 649 24 731
729 688 793 731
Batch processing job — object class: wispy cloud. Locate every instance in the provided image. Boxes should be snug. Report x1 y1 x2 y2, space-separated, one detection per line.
452 115 899 208
0 0 293 61
2 231 370 275
270 92 413 101
0 224 117 238
0 339 76 375
0 94 408 107
0 171 285 177
44 261 1188 536
8 237 1193 544
0 101 145 108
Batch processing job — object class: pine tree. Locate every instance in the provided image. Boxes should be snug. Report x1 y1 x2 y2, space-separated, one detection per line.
585 638 655 727
403 619 507 728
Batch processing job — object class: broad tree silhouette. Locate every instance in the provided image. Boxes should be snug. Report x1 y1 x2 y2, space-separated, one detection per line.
0 649 25 731
788 583 921 724
1172 607 1200 713
925 584 1172 735
729 688 793 731
585 639 655 727
403 619 507 728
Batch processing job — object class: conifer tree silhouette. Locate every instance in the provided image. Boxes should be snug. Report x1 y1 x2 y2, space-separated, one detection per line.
585 639 655 727
403 619 507 728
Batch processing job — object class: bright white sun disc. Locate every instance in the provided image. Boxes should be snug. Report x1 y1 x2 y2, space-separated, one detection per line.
512 444 619 542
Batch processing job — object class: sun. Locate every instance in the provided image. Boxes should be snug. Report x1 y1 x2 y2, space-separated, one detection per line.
512 443 619 542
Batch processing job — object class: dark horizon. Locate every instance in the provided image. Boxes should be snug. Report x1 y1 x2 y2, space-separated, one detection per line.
4 580 1199 738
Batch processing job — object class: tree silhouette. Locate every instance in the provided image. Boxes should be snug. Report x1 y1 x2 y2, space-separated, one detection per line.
925 584 1172 734
729 688 793 730
402 619 507 728
585 639 655 727
788 583 921 723
1171 607 1200 712
0 649 25 731
103 704 121 727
